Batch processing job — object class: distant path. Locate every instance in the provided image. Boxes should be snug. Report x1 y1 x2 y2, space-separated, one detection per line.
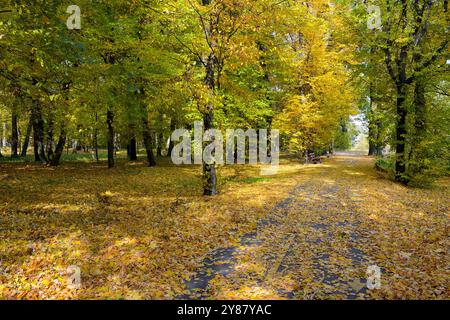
181 154 374 299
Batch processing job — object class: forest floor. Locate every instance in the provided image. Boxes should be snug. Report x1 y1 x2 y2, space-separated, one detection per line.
0 153 448 299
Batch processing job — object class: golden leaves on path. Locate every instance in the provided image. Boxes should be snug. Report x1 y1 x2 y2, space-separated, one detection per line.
199 156 449 299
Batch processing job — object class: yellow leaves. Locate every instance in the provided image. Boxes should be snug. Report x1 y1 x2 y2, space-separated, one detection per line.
395 37 411 45
41 279 51 287
399 251 412 260
272 4 358 152
1 153 447 299
148 241 158 251
424 232 441 243
102 190 114 197
205 155 449 299
124 291 143 300
274 95 325 152
17 290 29 299
0 157 305 299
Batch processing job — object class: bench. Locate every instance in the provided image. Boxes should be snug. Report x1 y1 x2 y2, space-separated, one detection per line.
307 152 322 164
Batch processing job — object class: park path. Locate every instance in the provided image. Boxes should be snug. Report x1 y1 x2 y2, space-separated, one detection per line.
181 153 373 299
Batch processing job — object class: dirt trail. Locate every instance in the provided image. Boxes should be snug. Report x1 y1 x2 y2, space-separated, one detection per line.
181 154 375 299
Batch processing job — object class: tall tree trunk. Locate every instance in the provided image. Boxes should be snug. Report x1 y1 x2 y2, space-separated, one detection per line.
21 115 32 157
202 108 217 195
107 108 114 168
49 129 66 166
407 78 427 175
202 52 218 196
33 137 40 161
198 0 219 195
11 111 19 158
156 132 163 157
94 132 99 162
367 96 377 156
46 117 54 162
31 100 46 163
94 112 99 162
129 137 137 161
375 120 383 156
394 84 408 184
367 85 377 156
412 79 426 148
392 16 409 183
142 116 156 167
368 126 377 156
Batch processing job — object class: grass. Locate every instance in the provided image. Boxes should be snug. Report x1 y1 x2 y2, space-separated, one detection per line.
240 177 273 184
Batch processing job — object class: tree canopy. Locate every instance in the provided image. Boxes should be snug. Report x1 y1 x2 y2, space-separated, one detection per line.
0 0 448 190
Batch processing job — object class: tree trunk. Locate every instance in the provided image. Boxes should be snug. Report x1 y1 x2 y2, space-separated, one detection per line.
93 112 99 162
156 132 163 157
394 84 408 184
107 108 114 168
33 137 40 161
202 107 217 195
46 117 54 161
93 129 99 162
368 104 377 156
49 130 66 166
21 115 32 157
412 79 426 149
49 80 69 167
142 116 156 167
367 86 377 156
375 120 383 156
368 127 377 156
129 137 137 161
407 78 427 175
49 80 70 167
31 100 46 163
11 111 19 158
202 53 218 196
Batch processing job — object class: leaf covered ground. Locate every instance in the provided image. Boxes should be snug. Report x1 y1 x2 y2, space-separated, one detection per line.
0 154 448 299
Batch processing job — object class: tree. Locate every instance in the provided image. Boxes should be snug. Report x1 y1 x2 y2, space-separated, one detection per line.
375 0 448 183
274 1 357 155
350 0 448 184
